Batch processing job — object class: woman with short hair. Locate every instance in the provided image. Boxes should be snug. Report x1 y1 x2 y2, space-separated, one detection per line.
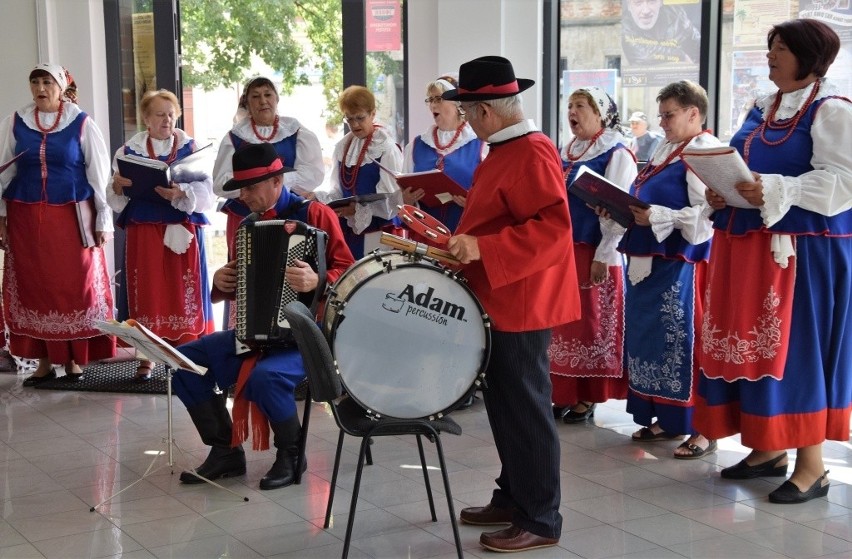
108 89 216 381
696 19 852 504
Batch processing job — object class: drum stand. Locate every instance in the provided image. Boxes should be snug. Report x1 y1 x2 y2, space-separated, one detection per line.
89 365 249 511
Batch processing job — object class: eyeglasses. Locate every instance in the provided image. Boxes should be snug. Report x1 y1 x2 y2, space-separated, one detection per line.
657 107 689 121
343 114 370 124
424 96 444 104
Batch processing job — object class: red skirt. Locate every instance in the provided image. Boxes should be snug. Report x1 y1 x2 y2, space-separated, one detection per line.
125 223 210 344
699 230 794 381
3 201 115 364
549 244 626 405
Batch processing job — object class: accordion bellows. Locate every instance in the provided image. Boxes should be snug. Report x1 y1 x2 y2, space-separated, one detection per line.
235 218 327 347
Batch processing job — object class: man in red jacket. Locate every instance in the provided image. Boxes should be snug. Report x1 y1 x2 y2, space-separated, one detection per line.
445 56 580 553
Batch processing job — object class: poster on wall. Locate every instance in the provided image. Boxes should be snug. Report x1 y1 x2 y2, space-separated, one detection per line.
366 0 401 52
132 13 156 125
563 69 618 97
799 0 852 97
732 0 791 48
729 50 774 137
621 0 701 88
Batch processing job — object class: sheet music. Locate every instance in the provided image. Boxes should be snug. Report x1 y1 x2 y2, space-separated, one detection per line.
95 320 207 375
681 147 754 209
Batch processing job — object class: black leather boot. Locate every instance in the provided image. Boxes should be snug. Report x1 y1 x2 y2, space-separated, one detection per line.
259 416 307 490
180 395 246 484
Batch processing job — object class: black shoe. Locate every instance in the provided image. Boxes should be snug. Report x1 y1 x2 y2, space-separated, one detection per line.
721 453 788 479
769 471 830 504
180 446 246 484
63 372 85 383
259 455 307 490
22 370 57 387
561 403 596 424
259 417 305 490
552 405 568 419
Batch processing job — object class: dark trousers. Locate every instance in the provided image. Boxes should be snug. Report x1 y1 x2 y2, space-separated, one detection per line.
485 329 562 539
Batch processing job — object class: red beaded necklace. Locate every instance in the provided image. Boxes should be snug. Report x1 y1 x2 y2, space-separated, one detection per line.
146 132 180 164
633 132 703 194
432 123 465 171
339 132 373 193
251 115 279 141
34 101 64 134
742 80 820 164
563 127 605 180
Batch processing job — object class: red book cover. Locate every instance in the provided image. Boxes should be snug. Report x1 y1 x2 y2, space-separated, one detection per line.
570 166 648 228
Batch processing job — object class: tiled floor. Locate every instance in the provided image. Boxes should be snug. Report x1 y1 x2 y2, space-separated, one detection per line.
2 372 852 559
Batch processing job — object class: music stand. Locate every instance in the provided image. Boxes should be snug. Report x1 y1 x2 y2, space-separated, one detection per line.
88 320 249 511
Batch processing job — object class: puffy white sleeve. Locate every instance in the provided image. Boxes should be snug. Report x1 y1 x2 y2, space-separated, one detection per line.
760 98 852 226
595 147 637 264
0 113 16 216
314 139 345 204
81 117 114 233
172 172 215 214
212 133 238 200
648 168 714 245
106 146 129 213
282 126 325 193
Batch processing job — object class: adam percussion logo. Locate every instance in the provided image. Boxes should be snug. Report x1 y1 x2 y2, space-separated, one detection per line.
382 284 467 325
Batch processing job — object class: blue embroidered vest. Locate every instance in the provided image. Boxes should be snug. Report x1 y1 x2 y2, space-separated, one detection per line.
4 112 93 204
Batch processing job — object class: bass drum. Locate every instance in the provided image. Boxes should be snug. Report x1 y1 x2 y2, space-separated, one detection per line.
324 250 490 419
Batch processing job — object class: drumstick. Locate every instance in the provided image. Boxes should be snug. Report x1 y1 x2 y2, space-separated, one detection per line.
379 233 460 265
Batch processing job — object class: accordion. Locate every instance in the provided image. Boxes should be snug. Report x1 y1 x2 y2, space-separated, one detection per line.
235 217 327 347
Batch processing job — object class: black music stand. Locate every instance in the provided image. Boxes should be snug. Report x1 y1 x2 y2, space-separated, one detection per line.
88 320 249 511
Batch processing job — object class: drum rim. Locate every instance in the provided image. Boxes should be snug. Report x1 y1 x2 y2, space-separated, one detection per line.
325 251 491 420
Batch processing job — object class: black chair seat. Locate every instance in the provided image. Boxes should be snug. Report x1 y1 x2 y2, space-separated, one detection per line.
282 301 464 559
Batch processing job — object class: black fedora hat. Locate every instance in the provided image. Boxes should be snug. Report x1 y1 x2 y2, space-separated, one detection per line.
222 143 295 191
442 56 535 102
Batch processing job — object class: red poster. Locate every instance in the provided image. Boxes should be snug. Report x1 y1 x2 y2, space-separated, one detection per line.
366 0 401 52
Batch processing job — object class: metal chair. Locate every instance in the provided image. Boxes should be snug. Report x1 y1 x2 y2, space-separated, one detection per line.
281 301 464 559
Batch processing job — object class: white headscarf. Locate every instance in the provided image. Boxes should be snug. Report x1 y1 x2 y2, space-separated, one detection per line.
31 63 77 103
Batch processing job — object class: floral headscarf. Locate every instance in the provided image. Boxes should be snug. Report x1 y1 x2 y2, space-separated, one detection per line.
30 63 78 104
573 86 620 130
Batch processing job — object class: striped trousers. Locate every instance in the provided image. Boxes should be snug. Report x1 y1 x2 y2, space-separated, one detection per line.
484 329 562 539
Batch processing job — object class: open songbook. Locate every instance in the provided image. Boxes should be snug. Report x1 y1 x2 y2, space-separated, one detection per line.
373 159 466 207
680 146 754 209
326 192 391 209
95 319 206 375
570 166 649 228
116 143 212 204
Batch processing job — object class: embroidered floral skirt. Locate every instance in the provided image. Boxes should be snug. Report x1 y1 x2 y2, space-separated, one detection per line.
625 257 705 435
3 201 115 364
696 235 852 448
124 222 213 344
549 244 627 406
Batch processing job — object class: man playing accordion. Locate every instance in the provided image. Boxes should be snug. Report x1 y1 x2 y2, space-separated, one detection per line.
172 142 354 490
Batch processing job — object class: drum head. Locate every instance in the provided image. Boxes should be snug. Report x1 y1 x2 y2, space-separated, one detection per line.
330 262 488 419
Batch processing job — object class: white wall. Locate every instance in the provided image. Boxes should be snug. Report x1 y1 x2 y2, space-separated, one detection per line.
406 0 544 144
0 0 110 145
